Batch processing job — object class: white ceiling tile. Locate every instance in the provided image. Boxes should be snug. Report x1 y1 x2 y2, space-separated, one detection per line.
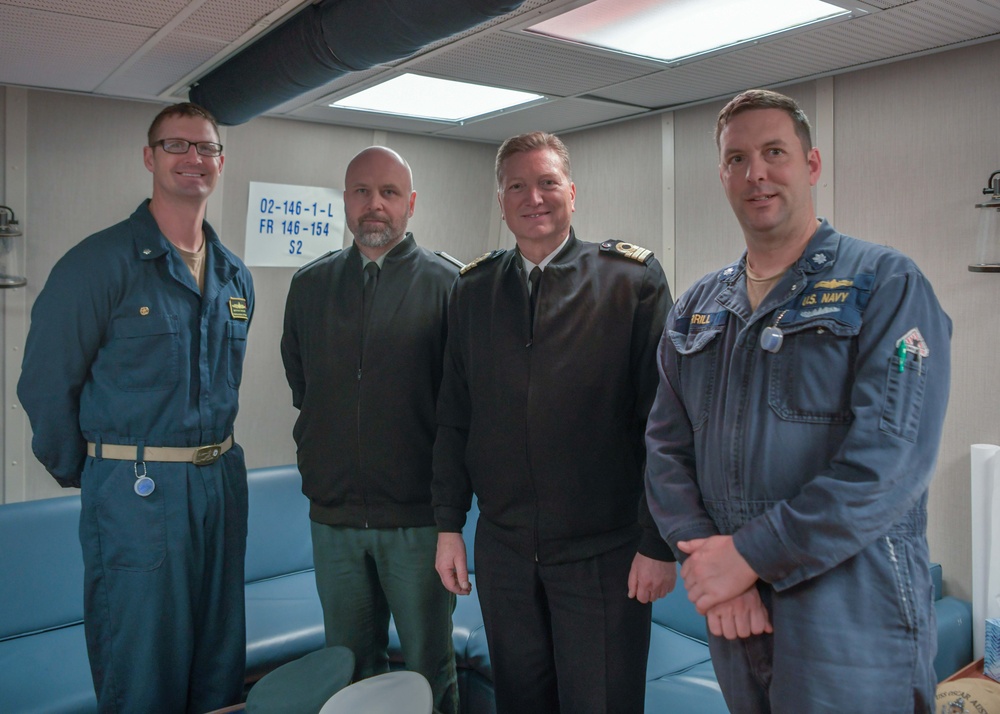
0 5 153 91
2 0 187 26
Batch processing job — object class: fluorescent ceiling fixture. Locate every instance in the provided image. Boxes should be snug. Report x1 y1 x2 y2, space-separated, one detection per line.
331 73 543 122
526 0 851 63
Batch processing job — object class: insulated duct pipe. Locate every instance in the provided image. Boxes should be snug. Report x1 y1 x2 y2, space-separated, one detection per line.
190 0 527 125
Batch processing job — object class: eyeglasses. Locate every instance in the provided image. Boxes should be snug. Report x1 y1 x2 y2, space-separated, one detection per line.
150 138 223 157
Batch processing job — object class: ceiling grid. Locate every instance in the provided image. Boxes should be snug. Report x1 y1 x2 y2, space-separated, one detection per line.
99 33 230 98
1 0 186 26
176 0 293 43
0 0 999 142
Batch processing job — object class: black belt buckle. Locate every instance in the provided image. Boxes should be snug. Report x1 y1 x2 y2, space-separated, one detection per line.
193 444 223 466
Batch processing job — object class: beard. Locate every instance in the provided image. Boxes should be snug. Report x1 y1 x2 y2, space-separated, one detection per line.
352 214 402 249
354 224 394 248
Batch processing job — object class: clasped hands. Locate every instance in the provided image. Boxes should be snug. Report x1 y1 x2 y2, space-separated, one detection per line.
678 535 773 640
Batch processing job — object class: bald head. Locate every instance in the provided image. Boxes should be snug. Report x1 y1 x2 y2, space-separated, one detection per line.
344 146 417 258
346 146 414 191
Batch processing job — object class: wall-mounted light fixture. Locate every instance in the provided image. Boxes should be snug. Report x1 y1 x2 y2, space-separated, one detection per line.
971 172 1000 273
0 205 27 288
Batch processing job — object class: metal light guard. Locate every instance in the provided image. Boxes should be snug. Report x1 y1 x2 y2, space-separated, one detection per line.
0 205 27 288
972 171 1000 273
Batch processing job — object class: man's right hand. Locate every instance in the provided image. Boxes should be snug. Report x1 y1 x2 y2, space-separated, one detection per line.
436 532 472 595
705 586 773 640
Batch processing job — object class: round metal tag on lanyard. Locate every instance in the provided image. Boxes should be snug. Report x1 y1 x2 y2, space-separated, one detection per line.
133 461 155 497
760 326 784 353
134 476 155 497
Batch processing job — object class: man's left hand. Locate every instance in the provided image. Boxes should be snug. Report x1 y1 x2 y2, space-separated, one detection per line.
677 536 758 614
627 553 677 603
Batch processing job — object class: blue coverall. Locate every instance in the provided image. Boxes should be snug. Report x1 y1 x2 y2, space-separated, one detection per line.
644 221 951 712
17 201 254 713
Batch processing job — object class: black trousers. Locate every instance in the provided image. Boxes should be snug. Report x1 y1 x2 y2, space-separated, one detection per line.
474 522 651 714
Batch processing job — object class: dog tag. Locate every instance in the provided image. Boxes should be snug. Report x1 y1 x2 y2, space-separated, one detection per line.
760 326 784 353
134 476 155 497
134 461 155 497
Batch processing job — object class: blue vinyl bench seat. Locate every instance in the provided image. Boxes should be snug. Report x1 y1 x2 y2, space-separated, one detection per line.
0 465 974 713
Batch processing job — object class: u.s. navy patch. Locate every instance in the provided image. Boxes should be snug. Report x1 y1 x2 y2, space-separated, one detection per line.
228 297 249 320
460 249 506 275
600 240 653 264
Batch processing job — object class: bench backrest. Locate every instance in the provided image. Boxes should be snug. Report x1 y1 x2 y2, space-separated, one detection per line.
244 465 314 583
0 495 84 640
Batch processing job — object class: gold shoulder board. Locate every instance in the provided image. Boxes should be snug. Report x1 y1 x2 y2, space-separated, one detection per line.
599 240 653 264
460 249 506 275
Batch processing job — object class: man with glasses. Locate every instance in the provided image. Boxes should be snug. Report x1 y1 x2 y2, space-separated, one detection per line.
18 102 254 713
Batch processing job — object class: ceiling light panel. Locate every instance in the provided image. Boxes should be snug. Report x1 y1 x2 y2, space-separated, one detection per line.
331 73 543 122
526 0 851 63
588 0 1000 109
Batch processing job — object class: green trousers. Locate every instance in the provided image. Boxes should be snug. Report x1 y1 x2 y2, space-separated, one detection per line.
310 522 459 714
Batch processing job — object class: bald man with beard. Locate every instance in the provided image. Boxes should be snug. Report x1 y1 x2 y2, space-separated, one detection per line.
281 146 460 713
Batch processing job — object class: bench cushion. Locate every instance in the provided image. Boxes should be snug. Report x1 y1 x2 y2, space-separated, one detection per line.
0 623 95 714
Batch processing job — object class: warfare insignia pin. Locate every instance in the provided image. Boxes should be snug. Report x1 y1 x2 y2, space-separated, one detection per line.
228 297 249 320
814 279 853 289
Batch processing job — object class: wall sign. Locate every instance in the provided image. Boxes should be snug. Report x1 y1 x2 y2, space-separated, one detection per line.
244 181 344 267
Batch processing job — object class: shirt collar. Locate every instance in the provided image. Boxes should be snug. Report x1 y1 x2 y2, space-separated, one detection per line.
520 232 571 274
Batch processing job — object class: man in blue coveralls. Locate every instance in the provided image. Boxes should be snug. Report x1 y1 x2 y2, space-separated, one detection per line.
17 102 254 713
644 89 951 712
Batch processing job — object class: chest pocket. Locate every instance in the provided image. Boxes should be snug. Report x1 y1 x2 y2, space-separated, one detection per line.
668 313 726 431
110 315 179 392
766 275 871 424
766 318 859 424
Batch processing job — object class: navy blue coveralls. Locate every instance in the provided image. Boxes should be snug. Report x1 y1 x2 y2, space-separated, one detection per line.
645 221 951 712
17 201 254 713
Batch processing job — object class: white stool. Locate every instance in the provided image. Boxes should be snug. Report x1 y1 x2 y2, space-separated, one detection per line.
318 671 432 714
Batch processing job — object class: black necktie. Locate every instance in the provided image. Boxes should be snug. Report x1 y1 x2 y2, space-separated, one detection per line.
362 261 379 337
528 266 542 332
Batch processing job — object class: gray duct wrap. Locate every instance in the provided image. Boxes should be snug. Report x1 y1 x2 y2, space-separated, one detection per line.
190 0 526 125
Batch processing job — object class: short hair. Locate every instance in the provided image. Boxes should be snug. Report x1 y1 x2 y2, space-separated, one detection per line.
715 89 812 156
495 131 571 188
147 102 220 146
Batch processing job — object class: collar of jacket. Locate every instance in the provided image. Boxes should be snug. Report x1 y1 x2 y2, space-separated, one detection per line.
129 199 219 262
511 227 580 276
716 219 842 286
348 232 418 269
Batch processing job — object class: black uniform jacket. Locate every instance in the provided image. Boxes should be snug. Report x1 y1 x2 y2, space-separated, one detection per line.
432 230 675 564
282 234 459 528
